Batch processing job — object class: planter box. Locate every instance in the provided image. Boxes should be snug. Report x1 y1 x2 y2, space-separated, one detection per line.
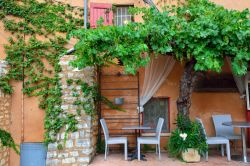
181 148 200 162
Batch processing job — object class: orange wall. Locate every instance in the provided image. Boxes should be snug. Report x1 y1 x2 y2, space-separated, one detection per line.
149 62 246 137
0 0 249 165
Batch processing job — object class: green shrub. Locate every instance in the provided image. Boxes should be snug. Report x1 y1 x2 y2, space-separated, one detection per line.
167 115 207 159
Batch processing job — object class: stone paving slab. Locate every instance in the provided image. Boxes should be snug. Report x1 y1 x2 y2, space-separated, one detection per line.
90 152 249 166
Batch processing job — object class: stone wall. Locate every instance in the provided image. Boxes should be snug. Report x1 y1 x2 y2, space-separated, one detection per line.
0 60 11 166
46 55 98 166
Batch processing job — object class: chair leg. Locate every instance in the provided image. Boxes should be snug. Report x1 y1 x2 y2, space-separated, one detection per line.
156 144 158 154
205 152 208 161
138 142 141 161
226 142 231 161
158 144 161 160
105 144 108 160
234 140 237 152
124 142 127 160
221 144 224 156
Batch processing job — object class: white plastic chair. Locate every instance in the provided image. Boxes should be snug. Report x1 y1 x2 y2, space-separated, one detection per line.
137 118 164 161
212 114 241 149
100 119 128 160
195 118 231 161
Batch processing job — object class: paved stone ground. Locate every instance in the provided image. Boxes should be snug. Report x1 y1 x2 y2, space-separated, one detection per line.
90 151 249 166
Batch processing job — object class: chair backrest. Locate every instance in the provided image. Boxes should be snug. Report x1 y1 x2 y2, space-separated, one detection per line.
155 118 164 141
212 114 234 137
195 118 207 139
100 119 109 141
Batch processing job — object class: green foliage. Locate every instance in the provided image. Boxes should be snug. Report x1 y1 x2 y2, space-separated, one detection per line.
57 144 63 150
0 129 19 154
0 77 13 94
0 0 83 145
66 79 74 86
142 144 155 152
167 115 208 159
69 0 250 76
96 139 105 154
68 22 150 75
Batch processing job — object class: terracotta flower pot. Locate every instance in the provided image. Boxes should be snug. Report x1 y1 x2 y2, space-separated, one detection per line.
181 148 200 162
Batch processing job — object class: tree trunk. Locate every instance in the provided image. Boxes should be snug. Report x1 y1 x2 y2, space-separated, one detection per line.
176 60 201 117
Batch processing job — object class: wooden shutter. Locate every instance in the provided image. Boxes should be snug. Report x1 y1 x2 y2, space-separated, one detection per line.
90 3 113 28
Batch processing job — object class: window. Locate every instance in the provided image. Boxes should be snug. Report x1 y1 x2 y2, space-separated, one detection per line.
114 6 133 26
143 97 170 133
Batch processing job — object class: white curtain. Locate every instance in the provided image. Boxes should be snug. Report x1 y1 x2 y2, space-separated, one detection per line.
139 55 175 112
226 57 246 98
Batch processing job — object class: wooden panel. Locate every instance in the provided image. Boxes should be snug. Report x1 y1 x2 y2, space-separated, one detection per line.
101 65 126 75
101 82 138 90
101 75 137 83
100 66 140 148
102 89 137 96
104 96 137 104
101 103 137 109
101 109 137 116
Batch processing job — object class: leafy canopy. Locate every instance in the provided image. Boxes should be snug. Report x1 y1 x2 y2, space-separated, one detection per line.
69 0 250 75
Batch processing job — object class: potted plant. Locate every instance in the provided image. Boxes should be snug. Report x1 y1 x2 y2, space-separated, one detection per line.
167 115 208 162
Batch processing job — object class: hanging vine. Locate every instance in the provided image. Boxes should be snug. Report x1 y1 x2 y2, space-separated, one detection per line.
0 0 84 145
0 129 19 154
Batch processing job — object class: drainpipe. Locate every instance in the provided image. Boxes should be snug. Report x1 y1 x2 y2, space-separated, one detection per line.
65 0 88 54
21 34 25 143
143 0 159 11
84 0 88 29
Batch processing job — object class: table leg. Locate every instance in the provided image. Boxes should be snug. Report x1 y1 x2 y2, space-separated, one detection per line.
241 128 248 163
127 129 147 161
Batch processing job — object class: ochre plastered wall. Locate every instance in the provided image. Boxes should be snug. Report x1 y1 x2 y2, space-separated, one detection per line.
151 62 246 137
0 0 249 165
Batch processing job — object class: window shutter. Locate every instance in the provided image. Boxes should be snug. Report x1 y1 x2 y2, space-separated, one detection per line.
90 3 113 28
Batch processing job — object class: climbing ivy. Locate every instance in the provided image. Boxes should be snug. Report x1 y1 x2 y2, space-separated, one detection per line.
0 0 84 145
0 129 19 154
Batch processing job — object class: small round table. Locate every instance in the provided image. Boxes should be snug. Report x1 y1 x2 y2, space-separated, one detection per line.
222 121 250 163
122 126 151 161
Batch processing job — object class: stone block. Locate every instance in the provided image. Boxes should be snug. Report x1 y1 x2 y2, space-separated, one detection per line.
79 131 85 138
47 151 57 158
66 140 73 148
76 139 91 148
0 158 6 165
71 132 79 139
79 164 88 166
59 61 69 66
58 153 69 158
70 151 79 157
62 157 76 164
81 149 92 155
61 105 69 110
48 143 58 150
77 157 90 163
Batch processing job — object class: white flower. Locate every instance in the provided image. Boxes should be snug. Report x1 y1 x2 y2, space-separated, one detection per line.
180 133 188 141
123 20 129 25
